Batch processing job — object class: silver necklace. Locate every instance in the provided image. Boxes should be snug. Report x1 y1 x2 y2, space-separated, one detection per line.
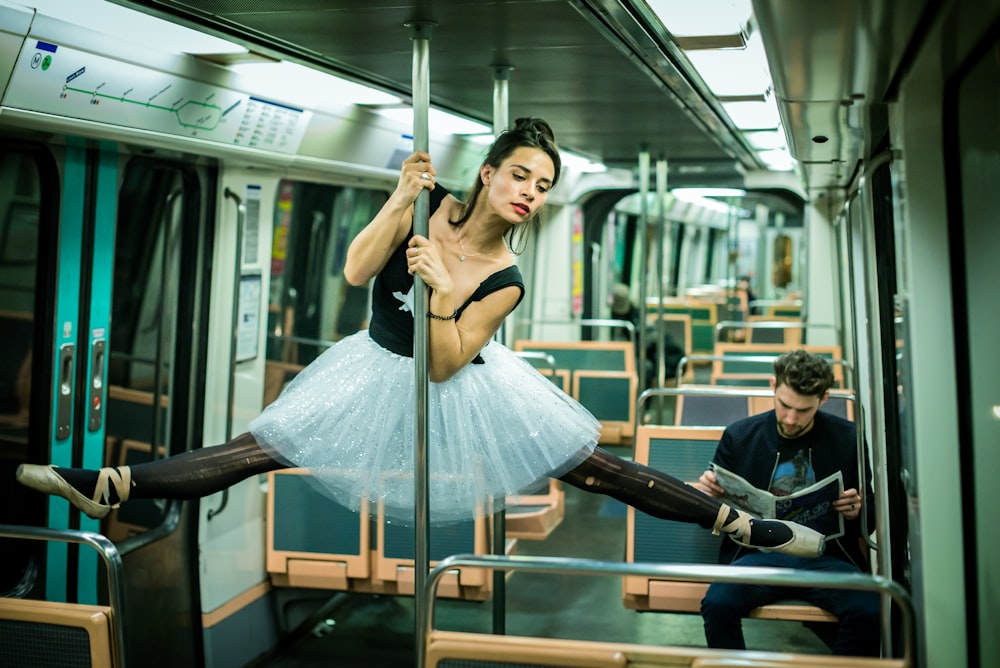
458 234 480 262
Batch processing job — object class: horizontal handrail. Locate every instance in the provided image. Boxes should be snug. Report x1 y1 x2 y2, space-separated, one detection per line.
677 354 854 384
514 351 558 377
423 554 914 665
633 383 857 431
635 385 775 435
516 318 636 343
0 524 127 668
715 320 839 332
749 299 803 308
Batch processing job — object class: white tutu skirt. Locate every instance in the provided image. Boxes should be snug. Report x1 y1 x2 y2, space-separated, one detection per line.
249 331 601 524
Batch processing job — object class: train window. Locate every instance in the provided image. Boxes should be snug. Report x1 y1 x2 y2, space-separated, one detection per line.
0 142 57 588
0 148 45 445
263 180 388 405
772 234 793 288
107 158 202 453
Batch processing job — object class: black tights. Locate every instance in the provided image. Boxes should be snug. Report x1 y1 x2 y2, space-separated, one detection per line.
70 434 720 529
120 432 283 499
558 446 720 529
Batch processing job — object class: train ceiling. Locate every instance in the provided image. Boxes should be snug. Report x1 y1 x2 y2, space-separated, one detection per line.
114 0 930 194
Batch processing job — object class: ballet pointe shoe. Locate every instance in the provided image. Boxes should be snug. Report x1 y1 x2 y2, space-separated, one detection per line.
712 503 825 558
16 464 132 520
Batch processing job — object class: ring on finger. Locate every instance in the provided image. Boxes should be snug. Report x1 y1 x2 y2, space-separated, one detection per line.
421 172 431 180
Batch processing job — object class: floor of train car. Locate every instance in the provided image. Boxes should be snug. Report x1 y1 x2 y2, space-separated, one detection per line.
250 391 830 667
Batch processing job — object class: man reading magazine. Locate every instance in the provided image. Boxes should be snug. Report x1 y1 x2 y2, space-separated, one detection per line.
709 461 845 539
692 349 879 657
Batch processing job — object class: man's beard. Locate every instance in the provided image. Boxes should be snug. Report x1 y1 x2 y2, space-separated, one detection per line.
777 419 812 438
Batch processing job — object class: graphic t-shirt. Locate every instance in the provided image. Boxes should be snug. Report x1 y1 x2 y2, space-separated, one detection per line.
770 444 815 496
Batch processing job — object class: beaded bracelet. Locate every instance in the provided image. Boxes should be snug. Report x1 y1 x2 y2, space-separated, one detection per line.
427 309 458 321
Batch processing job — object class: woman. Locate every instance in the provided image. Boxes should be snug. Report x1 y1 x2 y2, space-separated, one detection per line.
17 118 821 556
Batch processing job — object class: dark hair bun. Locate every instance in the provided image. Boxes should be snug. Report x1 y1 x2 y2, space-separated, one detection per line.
514 117 556 143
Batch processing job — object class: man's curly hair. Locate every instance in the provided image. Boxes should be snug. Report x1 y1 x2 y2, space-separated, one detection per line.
773 349 835 397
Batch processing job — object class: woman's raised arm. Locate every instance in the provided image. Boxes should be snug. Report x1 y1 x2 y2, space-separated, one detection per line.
343 151 436 285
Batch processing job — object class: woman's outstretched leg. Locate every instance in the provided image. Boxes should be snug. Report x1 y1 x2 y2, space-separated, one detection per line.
16 432 286 519
558 447 823 557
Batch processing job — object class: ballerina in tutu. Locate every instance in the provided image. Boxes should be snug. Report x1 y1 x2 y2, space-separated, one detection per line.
17 117 822 556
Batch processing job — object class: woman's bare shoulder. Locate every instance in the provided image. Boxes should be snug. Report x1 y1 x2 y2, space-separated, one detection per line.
441 191 464 219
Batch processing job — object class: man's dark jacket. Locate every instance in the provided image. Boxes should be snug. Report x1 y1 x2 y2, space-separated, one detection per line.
711 409 875 571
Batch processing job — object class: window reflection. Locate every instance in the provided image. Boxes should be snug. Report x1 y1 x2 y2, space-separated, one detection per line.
264 181 388 406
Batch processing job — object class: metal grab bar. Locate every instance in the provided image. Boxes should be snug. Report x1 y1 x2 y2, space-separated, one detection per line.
207 187 246 523
748 299 803 308
513 352 558 379
715 320 839 332
675 354 855 386
633 385 784 436
0 524 127 668
423 554 915 665
516 317 636 343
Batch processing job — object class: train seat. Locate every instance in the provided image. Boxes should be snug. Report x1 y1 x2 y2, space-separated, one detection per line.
0 524 125 668
374 500 505 601
624 425 836 624
266 469 370 591
425 629 904 668
505 478 565 540
675 391 751 427
0 595 117 668
710 343 844 388
645 299 719 356
514 340 638 445
747 316 805 346
573 370 636 444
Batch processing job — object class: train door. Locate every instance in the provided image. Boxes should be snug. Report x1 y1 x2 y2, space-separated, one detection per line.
0 132 215 665
104 148 215 668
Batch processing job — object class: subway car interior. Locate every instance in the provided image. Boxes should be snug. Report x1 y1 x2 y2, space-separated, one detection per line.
0 1 997 667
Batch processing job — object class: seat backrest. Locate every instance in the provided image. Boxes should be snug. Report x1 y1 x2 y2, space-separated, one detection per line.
627 426 724 570
375 501 493 597
711 343 843 387
266 469 371 589
574 370 636 443
425 629 908 668
676 394 749 427
513 340 635 373
514 340 638 445
0 598 116 668
746 316 804 346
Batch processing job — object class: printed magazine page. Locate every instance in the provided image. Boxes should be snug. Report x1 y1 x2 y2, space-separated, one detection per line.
710 463 845 540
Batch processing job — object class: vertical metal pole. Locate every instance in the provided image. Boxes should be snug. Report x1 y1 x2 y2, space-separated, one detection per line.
490 65 512 346
407 19 434 668
843 183 888 653
654 159 667 389
857 171 894 654
490 63 512 637
492 65 512 136
636 150 650 394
